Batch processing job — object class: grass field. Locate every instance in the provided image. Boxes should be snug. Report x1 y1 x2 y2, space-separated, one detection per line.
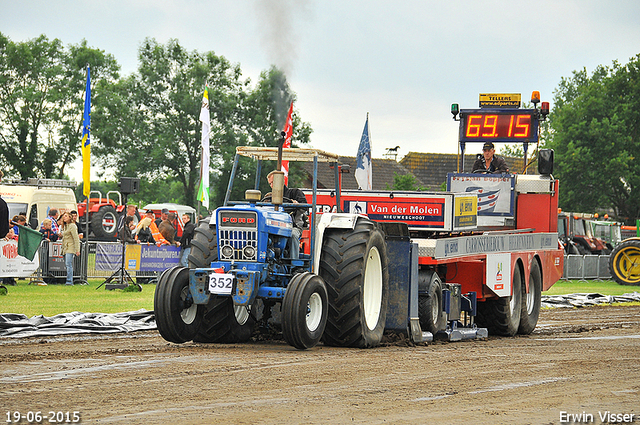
1 277 638 318
1 279 154 317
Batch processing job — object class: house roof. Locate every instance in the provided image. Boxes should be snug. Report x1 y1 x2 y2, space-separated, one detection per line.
299 151 532 192
300 156 424 191
400 152 530 190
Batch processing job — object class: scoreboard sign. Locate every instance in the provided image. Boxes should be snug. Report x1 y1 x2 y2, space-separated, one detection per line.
458 109 539 143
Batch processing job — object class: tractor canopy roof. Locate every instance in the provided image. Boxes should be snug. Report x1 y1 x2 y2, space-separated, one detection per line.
236 147 339 163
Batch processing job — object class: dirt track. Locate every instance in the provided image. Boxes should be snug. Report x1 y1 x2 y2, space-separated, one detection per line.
2 305 640 424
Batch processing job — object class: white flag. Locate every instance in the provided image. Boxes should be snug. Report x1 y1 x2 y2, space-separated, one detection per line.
355 114 372 190
197 87 211 209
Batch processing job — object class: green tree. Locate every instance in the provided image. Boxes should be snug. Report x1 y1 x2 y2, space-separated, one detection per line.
0 33 118 180
386 173 425 191
93 38 259 209
548 55 640 222
92 39 311 207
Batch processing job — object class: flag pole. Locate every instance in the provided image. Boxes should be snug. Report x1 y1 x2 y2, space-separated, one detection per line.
83 65 91 243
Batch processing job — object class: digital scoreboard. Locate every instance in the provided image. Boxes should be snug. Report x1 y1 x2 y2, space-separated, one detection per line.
458 109 539 143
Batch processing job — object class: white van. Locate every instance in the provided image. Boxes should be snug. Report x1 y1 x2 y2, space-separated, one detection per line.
0 179 77 229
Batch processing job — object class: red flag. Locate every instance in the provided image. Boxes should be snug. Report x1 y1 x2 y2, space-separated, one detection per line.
281 101 293 186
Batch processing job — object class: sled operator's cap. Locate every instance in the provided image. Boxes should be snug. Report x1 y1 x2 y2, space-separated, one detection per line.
161 208 169 214
482 142 495 150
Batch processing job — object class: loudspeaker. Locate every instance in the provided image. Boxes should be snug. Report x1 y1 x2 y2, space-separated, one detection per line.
538 149 554 175
119 177 140 194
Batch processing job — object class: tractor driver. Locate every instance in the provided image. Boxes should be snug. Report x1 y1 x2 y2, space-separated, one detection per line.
472 142 509 174
267 170 308 260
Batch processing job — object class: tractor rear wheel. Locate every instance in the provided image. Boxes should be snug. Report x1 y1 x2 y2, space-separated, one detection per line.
92 205 118 239
319 217 388 348
609 239 640 286
476 264 522 336
418 270 447 334
282 272 328 349
519 260 541 335
188 219 255 343
154 266 202 343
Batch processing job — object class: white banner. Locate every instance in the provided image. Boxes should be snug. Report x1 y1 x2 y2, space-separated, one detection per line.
0 240 39 278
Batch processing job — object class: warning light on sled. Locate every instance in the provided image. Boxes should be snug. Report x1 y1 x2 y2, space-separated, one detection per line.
531 91 541 105
451 103 459 119
541 101 550 118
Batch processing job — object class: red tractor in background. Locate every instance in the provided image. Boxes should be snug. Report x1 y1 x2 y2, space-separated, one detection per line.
77 178 141 241
76 191 136 240
557 211 611 255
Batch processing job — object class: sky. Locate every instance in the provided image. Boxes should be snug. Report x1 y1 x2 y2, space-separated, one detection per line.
2 0 640 182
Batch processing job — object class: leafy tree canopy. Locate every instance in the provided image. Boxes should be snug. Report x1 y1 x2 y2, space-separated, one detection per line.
0 33 119 179
548 54 640 222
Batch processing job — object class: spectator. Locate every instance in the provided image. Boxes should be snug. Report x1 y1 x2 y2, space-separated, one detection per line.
117 205 137 234
135 217 155 244
70 210 84 239
119 215 137 244
0 171 9 240
41 208 60 235
177 213 195 267
155 208 169 228
39 219 59 242
137 211 169 245
12 214 27 238
60 212 80 286
158 212 176 245
0 171 15 286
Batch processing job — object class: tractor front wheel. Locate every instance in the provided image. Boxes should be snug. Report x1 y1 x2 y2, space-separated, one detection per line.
154 266 202 343
282 272 328 349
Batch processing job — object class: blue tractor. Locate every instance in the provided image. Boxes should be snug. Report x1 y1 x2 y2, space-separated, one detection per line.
154 146 390 349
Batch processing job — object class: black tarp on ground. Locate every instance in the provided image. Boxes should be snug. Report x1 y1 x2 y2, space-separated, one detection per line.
0 309 155 338
0 293 639 338
541 292 640 308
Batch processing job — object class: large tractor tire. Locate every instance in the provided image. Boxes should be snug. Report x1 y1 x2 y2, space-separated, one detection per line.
609 239 640 286
154 266 202 343
188 219 256 343
282 272 328 349
519 259 542 335
417 270 447 334
319 217 389 348
92 205 118 239
476 264 522 336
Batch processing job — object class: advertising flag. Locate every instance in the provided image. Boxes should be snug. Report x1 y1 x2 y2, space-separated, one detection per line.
81 66 91 197
197 86 211 209
281 101 294 186
355 114 372 190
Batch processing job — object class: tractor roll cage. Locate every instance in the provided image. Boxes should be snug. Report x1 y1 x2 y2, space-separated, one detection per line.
224 147 343 273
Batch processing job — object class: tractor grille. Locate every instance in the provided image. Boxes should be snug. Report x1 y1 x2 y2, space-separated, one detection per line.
218 210 259 262
219 229 258 261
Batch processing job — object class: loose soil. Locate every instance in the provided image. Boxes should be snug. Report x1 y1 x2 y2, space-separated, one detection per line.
2 305 639 424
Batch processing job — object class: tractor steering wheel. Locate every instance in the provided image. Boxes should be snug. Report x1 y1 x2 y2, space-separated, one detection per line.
261 192 294 204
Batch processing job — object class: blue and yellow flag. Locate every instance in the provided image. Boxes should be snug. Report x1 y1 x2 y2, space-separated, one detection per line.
81 66 91 197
